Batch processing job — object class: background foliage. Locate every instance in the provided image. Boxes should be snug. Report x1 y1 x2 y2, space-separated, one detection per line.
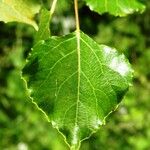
0 0 150 149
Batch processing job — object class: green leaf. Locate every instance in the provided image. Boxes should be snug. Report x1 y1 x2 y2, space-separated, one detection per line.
22 31 133 149
84 0 145 16
0 0 41 30
34 8 51 43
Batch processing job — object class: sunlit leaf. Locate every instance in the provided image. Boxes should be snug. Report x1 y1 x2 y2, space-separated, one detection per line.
84 0 145 16
0 0 41 30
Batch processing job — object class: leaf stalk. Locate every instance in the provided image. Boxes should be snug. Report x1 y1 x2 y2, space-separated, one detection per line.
74 0 80 32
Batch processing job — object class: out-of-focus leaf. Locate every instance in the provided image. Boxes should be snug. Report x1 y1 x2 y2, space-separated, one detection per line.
0 0 41 30
35 8 51 43
84 0 145 16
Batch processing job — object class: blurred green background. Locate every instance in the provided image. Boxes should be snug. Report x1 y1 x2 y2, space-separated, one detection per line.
0 0 150 149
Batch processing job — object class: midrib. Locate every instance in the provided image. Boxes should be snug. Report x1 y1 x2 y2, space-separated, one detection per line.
75 30 81 127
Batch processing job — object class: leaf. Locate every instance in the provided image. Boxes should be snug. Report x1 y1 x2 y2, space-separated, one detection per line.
0 0 41 30
34 8 51 43
22 31 133 149
84 0 145 16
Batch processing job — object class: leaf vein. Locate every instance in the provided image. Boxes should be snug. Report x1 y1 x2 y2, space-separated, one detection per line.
36 50 76 91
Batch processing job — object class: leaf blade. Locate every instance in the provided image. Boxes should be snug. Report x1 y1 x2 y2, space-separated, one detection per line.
0 0 41 30
34 8 51 43
22 31 133 149
84 0 145 16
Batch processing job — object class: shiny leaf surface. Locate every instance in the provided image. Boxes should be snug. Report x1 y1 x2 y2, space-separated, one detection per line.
22 31 133 149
